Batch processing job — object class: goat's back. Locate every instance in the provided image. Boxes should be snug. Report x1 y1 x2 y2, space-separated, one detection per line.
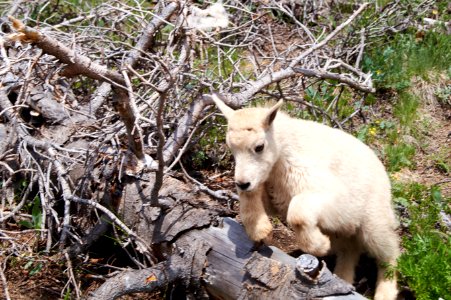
267 112 396 231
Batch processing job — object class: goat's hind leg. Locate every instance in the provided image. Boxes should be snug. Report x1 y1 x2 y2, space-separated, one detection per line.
332 236 361 284
363 226 400 300
373 245 399 300
287 194 331 257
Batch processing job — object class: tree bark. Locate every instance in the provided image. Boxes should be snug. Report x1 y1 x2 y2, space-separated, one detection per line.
188 217 366 300
91 209 367 300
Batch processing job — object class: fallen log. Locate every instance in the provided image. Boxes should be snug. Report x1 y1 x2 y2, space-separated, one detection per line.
91 216 367 300
189 217 366 300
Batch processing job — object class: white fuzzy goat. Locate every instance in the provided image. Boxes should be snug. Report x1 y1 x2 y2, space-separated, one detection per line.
210 93 400 300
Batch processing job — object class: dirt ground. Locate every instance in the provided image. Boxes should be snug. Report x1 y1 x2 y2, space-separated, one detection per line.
391 78 451 198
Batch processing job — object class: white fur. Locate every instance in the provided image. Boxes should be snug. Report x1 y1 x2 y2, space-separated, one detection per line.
211 94 400 300
187 2 229 31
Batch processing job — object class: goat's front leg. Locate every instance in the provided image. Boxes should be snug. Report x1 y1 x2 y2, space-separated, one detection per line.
287 193 331 257
239 187 272 243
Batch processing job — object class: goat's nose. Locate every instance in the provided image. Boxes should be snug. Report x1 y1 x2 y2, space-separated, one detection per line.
236 181 250 190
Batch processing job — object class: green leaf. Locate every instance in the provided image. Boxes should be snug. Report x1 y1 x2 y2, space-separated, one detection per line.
356 125 368 142
29 262 43 276
18 220 33 229
31 196 42 229
64 289 72 300
394 197 409 207
430 187 443 203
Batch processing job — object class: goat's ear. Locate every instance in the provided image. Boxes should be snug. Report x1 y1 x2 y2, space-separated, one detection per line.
264 99 283 128
208 93 234 120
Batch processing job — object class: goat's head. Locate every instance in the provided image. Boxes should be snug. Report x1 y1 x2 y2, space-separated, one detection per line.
209 93 283 192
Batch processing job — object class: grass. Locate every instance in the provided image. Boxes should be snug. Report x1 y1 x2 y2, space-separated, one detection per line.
385 143 416 172
430 147 451 175
400 229 451 300
393 183 451 300
363 31 451 90
361 28 450 173
393 93 419 129
361 23 451 299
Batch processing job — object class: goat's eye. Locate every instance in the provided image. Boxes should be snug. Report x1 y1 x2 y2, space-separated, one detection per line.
254 144 264 153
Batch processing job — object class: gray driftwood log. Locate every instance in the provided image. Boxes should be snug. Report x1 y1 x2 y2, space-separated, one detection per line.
86 173 367 299
188 217 367 300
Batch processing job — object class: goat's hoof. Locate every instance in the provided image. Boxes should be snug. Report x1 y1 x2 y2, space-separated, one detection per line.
247 220 273 242
312 237 331 257
248 228 273 243
261 230 273 244
301 235 331 257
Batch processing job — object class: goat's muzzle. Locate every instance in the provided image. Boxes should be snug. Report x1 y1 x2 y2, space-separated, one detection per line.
236 181 251 191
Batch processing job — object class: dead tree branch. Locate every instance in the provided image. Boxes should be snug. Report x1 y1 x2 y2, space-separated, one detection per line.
88 253 187 300
0 260 11 300
6 1 181 162
231 2 373 105
124 2 179 68
149 90 167 205
163 2 373 164
8 17 124 85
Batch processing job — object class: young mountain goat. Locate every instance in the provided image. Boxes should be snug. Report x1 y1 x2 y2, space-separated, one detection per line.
210 93 400 300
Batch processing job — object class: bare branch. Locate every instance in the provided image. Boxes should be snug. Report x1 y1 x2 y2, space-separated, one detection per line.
290 3 370 68
64 252 81 299
292 67 374 93
7 17 124 85
163 96 210 163
179 161 238 203
124 2 179 68
88 256 184 300
232 2 372 105
0 259 11 300
149 90 167 205
6 2 181 162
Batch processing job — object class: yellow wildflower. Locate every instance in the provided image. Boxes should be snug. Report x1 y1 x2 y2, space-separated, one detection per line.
368 127 377 137
391 173 401 181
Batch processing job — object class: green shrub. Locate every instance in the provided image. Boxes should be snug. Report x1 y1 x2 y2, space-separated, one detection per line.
394 92 419 128
430 148 451 175
400 232 451 300
435 85 451 106
363 31 451 90
385 143 416 172
18 196 42 230
395 185 451 300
